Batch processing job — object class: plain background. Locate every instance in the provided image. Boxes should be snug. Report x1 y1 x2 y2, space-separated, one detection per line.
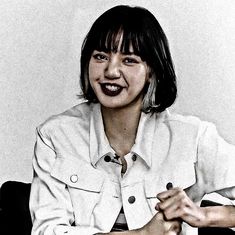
0 0 235 204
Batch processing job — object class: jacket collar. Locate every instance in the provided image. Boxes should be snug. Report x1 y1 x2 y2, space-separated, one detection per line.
90 103 114 167
89 103 168 168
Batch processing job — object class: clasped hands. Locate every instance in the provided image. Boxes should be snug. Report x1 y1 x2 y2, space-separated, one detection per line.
140 187 207 235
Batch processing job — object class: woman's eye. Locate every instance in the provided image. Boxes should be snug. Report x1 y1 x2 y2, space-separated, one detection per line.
93 53 108 61
123 57 138 64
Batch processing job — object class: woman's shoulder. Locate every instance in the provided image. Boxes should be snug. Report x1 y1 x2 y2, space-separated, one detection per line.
163 110 214 133
37 101 94 135
154 111 220 146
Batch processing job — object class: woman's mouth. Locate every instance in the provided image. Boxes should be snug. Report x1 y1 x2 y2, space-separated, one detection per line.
100 83 123 96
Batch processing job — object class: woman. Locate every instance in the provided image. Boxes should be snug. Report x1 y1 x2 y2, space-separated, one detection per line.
29 5 235 235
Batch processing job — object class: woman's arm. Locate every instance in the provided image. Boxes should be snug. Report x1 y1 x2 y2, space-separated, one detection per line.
203 205 235 227
98 212 181 235
156 122 235 228
157 187 235 228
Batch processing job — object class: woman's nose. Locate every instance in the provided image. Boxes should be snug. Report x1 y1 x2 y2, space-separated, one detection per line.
104 58 121 79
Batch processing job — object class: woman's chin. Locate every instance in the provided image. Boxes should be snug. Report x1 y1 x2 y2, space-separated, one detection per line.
100 102 125 110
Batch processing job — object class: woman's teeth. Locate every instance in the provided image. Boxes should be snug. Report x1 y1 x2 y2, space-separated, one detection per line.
105 84 120 91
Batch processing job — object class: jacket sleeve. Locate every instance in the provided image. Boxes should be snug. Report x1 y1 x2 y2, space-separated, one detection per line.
29 127 102 235
197 122 235 199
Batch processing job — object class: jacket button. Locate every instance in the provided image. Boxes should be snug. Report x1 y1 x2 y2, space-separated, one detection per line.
70 174 78 183
128 196 136 204
104 155 111 162
132 154 137 161
166 182 173 190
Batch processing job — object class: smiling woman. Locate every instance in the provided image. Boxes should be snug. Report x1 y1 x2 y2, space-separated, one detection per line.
88 47 149 109
29 4 235 235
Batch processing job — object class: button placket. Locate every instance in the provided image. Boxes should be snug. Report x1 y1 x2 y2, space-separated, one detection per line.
121 182 153 229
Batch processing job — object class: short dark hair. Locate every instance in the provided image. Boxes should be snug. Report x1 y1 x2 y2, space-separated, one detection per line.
80 5 177 113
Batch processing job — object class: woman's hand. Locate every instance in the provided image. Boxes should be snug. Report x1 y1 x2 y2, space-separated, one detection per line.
156 187 207 227
97 212 181 235
139 212 181 235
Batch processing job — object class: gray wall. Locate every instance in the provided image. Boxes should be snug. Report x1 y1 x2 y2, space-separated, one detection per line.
1 0 235 187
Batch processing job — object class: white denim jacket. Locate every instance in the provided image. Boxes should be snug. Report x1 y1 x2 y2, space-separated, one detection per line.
30 102 235 235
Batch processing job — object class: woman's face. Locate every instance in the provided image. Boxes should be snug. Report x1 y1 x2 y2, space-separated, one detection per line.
88 41 150 110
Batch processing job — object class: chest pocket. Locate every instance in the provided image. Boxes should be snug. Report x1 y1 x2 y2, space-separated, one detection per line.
144 161 196 215
50 154 104 225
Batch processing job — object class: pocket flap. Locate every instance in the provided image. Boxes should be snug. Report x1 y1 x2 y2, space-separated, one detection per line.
145 161 196 197
50 154 104 192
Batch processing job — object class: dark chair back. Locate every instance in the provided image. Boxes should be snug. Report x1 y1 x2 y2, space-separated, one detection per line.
0 181 32 235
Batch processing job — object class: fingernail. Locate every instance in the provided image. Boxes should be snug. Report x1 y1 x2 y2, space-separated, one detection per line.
155 203 160 211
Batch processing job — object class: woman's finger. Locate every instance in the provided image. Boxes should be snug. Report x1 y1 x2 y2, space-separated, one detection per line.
157 187 183 201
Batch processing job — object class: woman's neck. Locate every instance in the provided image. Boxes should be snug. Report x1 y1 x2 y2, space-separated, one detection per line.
101 104 142 157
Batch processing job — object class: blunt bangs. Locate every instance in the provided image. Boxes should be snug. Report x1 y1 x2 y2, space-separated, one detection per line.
95 29 142 57
86 7 147 58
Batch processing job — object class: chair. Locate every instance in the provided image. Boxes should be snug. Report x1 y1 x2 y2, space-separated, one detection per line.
0 181 32 235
